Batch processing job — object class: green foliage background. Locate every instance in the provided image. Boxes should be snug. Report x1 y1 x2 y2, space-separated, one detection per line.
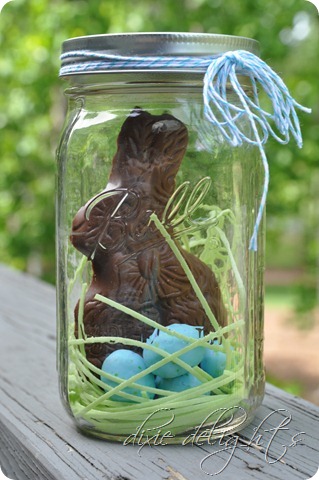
0 0 318 285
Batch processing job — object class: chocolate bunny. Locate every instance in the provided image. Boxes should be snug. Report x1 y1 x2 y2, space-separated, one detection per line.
71 108 226 369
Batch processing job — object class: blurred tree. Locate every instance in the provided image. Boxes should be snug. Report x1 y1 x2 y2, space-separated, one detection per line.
0 0 318 285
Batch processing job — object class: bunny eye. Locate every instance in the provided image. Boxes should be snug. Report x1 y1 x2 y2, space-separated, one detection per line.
111 191 139 220
85 188 139 221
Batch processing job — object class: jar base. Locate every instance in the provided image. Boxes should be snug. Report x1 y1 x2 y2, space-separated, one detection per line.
73 407 258 444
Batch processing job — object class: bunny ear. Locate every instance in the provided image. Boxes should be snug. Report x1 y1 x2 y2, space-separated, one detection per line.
116 109 188 169
116 109 154 159
151 117 188 164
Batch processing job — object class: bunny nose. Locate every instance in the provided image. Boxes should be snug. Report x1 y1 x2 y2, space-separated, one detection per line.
152 119 182 134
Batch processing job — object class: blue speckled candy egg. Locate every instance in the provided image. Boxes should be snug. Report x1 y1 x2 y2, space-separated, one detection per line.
200 343 226 378
143 323 205 378
100 349 155 402
157 372 209 394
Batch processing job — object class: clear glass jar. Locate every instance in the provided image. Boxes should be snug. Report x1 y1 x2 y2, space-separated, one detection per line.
56 33 265 442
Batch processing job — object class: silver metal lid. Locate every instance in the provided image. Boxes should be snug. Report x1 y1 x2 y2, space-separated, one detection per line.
62 32 259 56
60 32 260 76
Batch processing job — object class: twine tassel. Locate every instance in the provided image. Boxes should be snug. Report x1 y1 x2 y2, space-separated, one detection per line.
203 50 311 250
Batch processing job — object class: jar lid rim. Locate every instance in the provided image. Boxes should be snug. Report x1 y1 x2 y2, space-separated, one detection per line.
61 32 260 59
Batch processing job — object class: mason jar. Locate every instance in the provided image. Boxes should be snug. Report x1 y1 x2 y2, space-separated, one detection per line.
56 33 265 442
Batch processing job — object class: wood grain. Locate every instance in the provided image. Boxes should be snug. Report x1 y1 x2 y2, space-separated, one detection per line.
0 264 318 480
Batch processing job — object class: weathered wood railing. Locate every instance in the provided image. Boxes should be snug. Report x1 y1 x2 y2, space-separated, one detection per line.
0 265 318 480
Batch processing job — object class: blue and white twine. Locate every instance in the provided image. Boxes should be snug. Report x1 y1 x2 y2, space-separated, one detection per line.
60 49 311 251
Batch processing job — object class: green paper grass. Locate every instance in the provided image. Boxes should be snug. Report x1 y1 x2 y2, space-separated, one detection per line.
67 201 248 439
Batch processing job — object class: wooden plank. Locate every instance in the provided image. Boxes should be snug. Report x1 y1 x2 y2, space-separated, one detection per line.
0 264 318 480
